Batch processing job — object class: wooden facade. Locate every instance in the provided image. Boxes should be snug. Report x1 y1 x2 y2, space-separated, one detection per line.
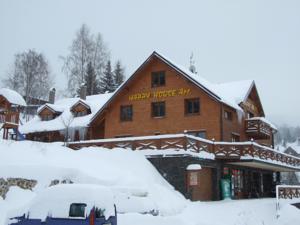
22 52 296 201
0 95 21 140
89 52 275 147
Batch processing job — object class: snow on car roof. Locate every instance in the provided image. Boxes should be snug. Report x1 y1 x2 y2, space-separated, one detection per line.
28 184 115 220
0 88 27 106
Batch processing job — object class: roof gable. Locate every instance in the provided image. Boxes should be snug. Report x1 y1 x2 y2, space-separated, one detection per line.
90 51 257 124
70 100 91 112
0 88 26 106
242 83 265 117
37 104 64 115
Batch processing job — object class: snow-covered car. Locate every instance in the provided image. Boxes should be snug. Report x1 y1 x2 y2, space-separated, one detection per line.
9 184 117 225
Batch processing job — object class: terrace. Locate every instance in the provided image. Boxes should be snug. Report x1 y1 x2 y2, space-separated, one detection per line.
68 134 300 172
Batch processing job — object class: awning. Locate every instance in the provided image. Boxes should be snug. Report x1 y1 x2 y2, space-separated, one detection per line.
227 159 300 172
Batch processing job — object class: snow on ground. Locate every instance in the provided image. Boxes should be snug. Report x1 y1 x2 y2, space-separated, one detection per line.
0 140 300 225
119 199 300 225
0 139 185 222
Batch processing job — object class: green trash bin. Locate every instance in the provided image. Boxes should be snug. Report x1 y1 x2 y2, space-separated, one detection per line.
220 179 231 200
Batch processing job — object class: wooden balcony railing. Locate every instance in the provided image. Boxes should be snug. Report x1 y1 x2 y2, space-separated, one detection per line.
245 118 273 139
67 134 300 169
0 112 20 125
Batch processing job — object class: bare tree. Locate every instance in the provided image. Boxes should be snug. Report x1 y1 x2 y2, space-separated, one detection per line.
61 115 74 146
62 24 109 96
4 49 53 102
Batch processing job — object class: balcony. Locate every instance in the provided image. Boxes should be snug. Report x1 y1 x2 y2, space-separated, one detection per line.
245 117 276 139
67 134 300 170
0 111 20 128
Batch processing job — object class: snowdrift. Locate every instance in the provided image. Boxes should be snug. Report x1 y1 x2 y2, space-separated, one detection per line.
0 139 186 222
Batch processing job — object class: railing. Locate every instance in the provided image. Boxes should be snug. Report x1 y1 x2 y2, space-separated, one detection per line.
0 112 19 125
68 134 300 168
276 185 300 218
245 119 272 138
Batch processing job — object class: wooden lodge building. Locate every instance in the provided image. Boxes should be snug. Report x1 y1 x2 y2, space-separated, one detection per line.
0 88 27 140
20 51 300 201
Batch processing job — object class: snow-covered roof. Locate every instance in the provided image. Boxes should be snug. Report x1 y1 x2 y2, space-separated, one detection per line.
20 93 113 134
153 52 255 111
27 184 115 220
37 103 64 114
0 88 26 106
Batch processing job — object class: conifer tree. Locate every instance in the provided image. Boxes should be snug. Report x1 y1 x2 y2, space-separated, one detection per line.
113 60 125 89
85 62 98 95
99 60 114 93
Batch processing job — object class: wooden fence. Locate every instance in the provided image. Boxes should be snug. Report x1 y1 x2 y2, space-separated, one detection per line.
276 185 300 218
68 134 300 168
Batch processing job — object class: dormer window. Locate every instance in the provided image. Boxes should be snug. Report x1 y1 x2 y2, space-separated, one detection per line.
71 101 91 117
38 106 59 121
41 114 54 121
74 110 88 117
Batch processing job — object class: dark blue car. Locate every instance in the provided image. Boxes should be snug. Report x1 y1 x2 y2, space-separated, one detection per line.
9 184 117 225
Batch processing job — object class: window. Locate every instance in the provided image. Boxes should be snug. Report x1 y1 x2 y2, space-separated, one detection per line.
152 101 165 117
247 111 254 119
224 111 232 121
115 134 133 138
120 105 133 121
74 110 87 117
185 98 200 115
41 114 53 121
187 130 206 139
69 203 87 217
151 71 165 87
231 133 240 142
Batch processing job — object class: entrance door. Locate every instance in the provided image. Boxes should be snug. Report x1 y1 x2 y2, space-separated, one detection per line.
187 168 213 201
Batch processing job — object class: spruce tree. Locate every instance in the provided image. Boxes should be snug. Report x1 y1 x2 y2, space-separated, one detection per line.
85 62 98 95
113 60 125 90
100 60 114 93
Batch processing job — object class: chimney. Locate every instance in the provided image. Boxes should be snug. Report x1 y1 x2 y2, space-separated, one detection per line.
80 84 87 100
49 88 56 104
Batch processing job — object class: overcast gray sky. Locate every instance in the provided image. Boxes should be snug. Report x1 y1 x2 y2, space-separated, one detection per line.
0 0 299 126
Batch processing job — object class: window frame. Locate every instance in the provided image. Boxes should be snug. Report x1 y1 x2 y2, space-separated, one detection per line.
120 105 133 122
186 130 207 139
151 71 166 88
231 133 240 142
151 101 166 118
184 98 200 115
247 111 254 119
41 114 53 121
69 203 87 218
224 110 233 121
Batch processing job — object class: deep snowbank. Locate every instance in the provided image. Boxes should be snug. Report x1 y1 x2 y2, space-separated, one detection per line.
0 140 186 220
1 140 300 225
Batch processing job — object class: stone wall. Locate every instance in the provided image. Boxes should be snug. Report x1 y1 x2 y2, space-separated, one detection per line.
0 178 37 199
0 178 73 199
